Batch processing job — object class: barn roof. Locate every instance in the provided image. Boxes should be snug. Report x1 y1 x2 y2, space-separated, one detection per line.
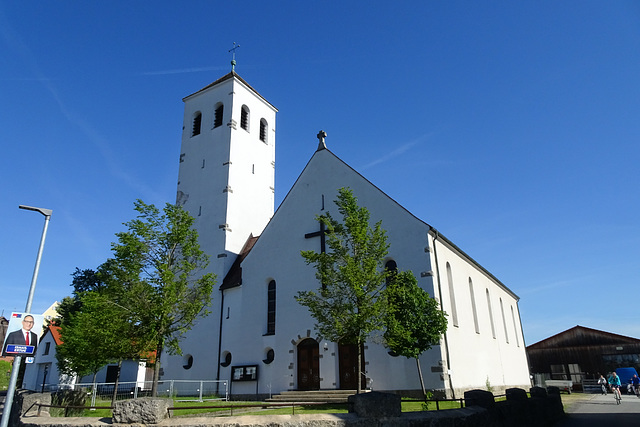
527 325 640 350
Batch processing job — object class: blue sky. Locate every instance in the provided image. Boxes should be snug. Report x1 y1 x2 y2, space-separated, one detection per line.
1 1 639 346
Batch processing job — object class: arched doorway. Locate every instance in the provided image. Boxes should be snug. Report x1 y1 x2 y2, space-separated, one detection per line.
297 338 320 390
338 342 366 390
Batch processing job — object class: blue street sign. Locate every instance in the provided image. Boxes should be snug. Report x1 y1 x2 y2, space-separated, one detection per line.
5 344 35 355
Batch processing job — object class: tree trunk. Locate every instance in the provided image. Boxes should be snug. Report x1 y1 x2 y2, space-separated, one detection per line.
416 357 426 398
151 343 163 397
111 360 123 406
357 338 362 394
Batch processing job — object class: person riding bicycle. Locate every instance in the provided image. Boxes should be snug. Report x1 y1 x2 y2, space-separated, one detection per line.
608 372 622 402
632 374 640 397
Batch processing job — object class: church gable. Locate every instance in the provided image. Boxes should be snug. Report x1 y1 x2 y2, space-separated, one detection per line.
239 146 431 276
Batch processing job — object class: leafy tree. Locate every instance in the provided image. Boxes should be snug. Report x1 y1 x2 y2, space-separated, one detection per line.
384 270 448 397
108 200 216 396
296 188 389 394
55 266 118 383
56 291 145 404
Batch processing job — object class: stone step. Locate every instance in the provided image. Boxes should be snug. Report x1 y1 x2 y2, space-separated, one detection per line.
266 389 365 403
266 397 352 403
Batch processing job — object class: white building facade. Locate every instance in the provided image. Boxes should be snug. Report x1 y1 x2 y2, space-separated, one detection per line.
161 71 530 398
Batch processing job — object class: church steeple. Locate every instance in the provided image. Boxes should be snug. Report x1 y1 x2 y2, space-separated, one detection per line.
176 69 278 274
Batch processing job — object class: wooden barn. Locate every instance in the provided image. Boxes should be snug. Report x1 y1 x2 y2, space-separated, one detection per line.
527 325 640 390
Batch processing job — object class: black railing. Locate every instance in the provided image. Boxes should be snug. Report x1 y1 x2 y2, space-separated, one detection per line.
167 401 341 417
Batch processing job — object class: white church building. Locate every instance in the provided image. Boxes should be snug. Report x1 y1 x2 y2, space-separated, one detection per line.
161 69 531 398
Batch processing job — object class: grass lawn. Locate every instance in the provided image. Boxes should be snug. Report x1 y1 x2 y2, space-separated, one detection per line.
0 360 11 390
51 395 471 418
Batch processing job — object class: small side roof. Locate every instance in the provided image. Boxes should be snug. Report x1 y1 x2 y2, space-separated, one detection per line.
221 234 260 290
42 325 63 346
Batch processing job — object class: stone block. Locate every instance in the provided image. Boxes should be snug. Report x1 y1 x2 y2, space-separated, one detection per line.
546 385 560 396
18 391 51 417
348 391 401 418
505 387 528 401
112 397 171 424
8 390 50 426
52 389 86 416
529 386 547 398
463 389 495 408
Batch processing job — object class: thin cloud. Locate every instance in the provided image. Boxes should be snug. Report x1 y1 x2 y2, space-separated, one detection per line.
140 66 229 76
1 13 164 204
360 132 434 170
517 275 587 296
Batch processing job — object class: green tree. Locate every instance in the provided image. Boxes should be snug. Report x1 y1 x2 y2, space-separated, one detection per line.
108 200 216 396
384 270 448 397
56 291 146 405
296 188 389 394
55 265 122 386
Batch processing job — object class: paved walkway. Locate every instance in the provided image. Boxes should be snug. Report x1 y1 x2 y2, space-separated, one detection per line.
557 392 640 426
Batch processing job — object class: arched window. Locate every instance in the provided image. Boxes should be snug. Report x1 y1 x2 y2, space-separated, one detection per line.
469 278 479 334
220 351 232 367
385 260 398 286
260 119 268 142
263 348 275 364
266 280 276 335
192 111 202 136
486 289 496 339
511 305 520 347
182 354 193 370
241 105 250 131
500 298 509 344
214 103 224 128
446 263 458 327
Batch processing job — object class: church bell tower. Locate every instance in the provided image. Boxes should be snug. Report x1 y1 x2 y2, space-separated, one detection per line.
176 69 277 279
166 63 277 381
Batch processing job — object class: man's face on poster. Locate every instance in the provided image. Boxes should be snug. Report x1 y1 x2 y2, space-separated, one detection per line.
22 316 34 332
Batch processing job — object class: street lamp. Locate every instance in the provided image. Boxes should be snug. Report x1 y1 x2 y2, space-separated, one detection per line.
0 205 52 427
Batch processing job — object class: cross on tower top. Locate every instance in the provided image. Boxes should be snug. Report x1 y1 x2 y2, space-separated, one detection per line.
229 42 240 71
317 130 327 151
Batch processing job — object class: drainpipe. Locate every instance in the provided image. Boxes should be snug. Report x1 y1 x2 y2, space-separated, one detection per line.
215 290 225 395
431 228 455 399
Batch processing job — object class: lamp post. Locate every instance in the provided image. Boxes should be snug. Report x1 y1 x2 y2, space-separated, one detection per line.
1 205 52 427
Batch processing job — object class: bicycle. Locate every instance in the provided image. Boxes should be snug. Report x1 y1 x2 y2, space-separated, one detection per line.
612 386 621 404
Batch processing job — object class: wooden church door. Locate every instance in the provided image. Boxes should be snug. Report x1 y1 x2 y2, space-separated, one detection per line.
297 338 320 390
338 342 365 390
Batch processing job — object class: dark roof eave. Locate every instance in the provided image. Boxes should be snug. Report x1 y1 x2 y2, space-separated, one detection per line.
183 71 278 111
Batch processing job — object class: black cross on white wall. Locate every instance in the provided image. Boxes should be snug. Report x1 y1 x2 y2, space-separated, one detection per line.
305 221 328 253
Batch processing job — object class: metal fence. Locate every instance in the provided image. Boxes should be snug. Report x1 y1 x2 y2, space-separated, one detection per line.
47 380 229 405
